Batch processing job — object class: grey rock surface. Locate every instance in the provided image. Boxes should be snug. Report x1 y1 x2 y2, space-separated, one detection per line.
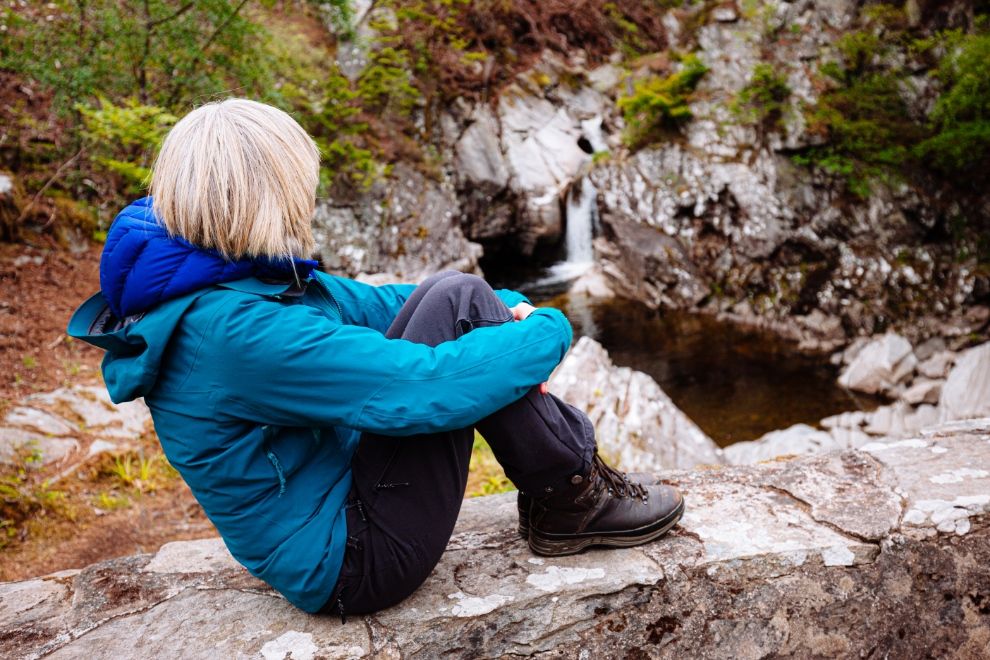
312 163 482 282
3 420 989 659
0 384 150 467
549 337 723 471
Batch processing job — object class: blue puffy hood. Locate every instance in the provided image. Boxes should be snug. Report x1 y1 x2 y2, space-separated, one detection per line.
100 197 318 318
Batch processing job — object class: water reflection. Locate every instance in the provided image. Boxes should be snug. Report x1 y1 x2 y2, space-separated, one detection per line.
539 293 877 447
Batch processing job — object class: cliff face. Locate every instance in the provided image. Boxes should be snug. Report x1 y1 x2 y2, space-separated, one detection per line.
3 419 988 659
315 0 989 346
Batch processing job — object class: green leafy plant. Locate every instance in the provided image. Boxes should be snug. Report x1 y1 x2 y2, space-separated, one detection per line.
733 62 791 129
105 450 177 494
93 490 131 511
466 432 514 497
0 446 71 549
914 30 990 179
618 53 708 148
77 98 177 193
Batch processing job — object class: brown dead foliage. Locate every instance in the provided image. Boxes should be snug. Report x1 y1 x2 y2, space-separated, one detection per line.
386 0 669 103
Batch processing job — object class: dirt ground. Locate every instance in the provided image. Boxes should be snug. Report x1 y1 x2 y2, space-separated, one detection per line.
0 242 105 410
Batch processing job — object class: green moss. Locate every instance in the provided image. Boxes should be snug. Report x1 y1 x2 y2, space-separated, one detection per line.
618 53 708 148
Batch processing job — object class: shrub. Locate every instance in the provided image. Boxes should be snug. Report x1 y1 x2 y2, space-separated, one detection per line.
914 30 990 180
618 53 709 148
733 62 791 129
77 98 177 194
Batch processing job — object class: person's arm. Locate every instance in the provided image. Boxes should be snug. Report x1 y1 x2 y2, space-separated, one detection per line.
203 295 572 435
315 271 530 332
314 272 415 333
494 288 531 308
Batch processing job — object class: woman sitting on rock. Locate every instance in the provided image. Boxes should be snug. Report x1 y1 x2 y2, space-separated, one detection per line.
68 98 684 617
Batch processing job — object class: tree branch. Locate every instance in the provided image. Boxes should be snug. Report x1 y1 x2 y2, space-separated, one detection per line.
148 1 195 30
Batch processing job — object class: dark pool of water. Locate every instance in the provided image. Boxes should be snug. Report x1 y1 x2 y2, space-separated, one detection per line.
534 293 876 447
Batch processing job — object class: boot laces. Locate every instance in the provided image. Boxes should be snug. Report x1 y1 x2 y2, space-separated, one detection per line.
593 454 648 500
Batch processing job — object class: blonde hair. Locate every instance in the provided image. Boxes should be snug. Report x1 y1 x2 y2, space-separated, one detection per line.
150 98 320 260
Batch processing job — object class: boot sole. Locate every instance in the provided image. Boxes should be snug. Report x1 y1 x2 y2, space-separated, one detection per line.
528 499 685 557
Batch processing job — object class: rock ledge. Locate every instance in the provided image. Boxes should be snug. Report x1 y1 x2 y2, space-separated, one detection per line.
2 420 989 659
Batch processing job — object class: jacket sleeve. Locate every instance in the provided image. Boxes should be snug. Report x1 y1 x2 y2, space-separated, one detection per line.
314 272 415 333
203 296 572 435
315 272 530 331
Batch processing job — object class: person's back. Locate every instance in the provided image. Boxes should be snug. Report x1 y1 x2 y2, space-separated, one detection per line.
69 98 684 617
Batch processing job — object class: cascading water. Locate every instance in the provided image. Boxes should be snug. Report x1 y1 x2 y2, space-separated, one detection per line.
563 176 596 266
523 175 597 291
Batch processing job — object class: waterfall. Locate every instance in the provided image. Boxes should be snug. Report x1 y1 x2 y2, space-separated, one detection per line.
563 176 596 266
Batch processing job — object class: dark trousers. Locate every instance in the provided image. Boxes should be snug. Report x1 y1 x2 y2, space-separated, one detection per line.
323 271 596 617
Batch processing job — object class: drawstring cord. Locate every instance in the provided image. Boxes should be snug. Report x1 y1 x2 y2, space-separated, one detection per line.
266 451 286 497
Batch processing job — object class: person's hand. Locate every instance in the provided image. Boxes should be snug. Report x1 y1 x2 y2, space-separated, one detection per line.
509 302 548 395
510 302 536 321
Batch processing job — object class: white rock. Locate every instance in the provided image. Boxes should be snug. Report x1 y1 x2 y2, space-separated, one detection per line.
0 428 78 466
712 6 739 22
838 333 916 395
901 379 943 406
3 407 75 436
454 106 509 188
916 350 955 379
549 337 723 471
939 342 990 422
724 424 839 465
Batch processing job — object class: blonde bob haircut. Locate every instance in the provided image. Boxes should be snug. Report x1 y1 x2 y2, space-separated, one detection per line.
150 98 320 261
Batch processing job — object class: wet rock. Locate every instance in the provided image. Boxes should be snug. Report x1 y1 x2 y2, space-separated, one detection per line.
939 342 990 422
549 337 723 471
4 421 989 659
837 333 916 395
312 164 482 281
567 264 614 298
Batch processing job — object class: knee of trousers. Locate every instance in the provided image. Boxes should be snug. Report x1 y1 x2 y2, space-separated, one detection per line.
418 270 465 289
422 271 494 299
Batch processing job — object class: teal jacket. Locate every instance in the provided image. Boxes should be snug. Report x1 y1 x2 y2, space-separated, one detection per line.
68 201 573 612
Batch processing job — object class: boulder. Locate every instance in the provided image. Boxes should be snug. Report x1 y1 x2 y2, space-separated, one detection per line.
837 333 916 395
454 106 509 189
549 337 723 471
901 378 943 405
4 420 989 659
723 423 839 465
939 342 990 422
916 349 956 379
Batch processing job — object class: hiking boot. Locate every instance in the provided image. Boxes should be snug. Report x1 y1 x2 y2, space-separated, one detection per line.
526 454 684 557
516 464 663 538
